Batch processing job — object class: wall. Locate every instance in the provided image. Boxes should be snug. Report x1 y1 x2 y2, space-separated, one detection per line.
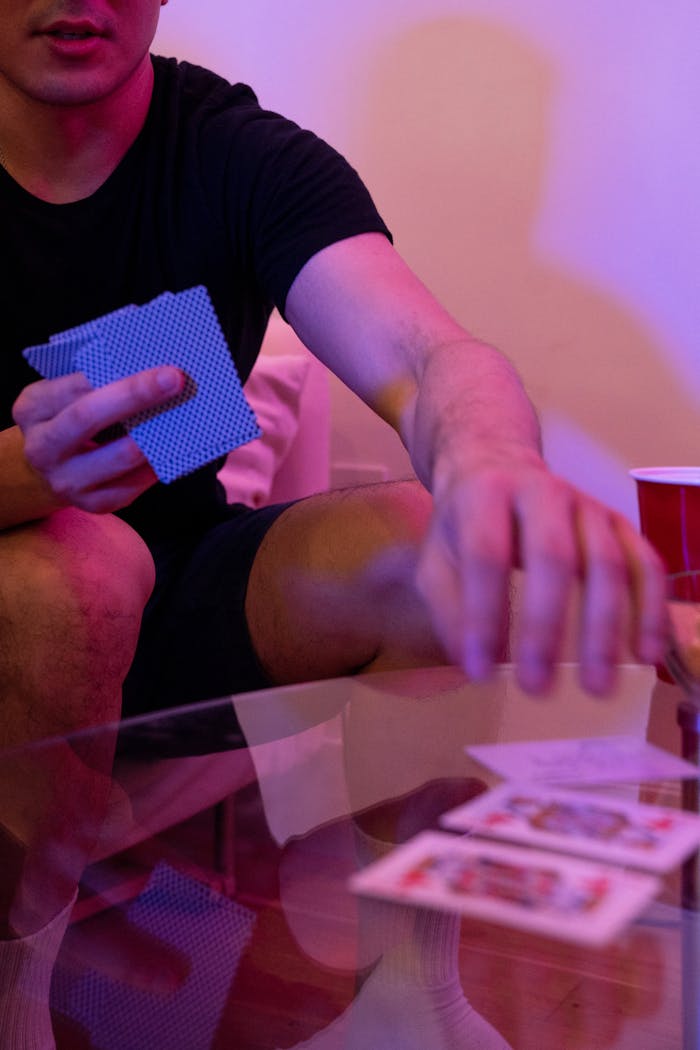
154 1 699 518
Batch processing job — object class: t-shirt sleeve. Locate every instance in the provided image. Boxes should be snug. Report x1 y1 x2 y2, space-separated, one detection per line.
227 112 392 317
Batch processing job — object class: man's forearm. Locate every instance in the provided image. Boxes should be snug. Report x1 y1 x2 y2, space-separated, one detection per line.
401 337 543 497
0 426 61 530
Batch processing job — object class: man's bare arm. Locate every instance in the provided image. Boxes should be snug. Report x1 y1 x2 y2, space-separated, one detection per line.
285 232 668 693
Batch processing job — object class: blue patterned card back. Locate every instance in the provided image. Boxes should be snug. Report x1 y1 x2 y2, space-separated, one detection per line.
23 287 260 484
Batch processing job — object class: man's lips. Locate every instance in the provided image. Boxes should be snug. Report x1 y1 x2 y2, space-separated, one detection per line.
38 19 106 38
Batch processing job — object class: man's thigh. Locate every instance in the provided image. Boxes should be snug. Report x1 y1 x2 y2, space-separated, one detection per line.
246 479 446 684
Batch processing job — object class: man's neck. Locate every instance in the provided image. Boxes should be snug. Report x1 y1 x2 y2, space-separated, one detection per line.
0 58 154 205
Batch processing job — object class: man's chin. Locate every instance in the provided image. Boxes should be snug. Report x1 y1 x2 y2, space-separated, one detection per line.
17 64 140 109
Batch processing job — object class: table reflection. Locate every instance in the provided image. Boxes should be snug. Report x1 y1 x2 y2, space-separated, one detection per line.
1 663 692 1049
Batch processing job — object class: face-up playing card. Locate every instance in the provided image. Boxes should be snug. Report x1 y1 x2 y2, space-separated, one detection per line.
440 781 700 873
465 735 699 786
22 287 261 484
349 830 660 947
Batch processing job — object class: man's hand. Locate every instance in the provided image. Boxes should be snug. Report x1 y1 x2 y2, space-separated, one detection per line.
285 233 670 695
415 451 668 694
12 366 184 515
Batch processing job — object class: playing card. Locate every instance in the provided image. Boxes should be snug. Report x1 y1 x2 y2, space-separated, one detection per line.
22 287 261 484
349 830 660 947
23 306 139 379
23 338 80 380
50 304 138 353
440 781 700 873
466 735 699 786
74 287 260 482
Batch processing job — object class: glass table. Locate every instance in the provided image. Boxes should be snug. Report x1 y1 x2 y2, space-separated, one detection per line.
2 663 698 1050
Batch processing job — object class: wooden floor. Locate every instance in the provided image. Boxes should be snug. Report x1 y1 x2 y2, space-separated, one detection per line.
213 884 683 1050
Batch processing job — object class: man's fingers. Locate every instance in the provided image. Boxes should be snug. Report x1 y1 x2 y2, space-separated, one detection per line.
455 485 512 680
415 542 465 667
11 366 181 513
516 486 668 695
417 478 513 680
614 515 668 664
47 437 154 508
71 463 159 514
517 494 667 695
515 481 577 692
574 503 628 694
52 366 183 449
17 366 184 468
12 371 94 427
419 465 669 697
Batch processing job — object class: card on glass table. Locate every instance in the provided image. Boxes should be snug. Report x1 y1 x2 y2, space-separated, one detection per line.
440 781 700 873
23 287 261 484
349 831 660 947
466 734 699 785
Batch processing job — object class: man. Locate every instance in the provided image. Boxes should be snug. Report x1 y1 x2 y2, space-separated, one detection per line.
0 1 667 1046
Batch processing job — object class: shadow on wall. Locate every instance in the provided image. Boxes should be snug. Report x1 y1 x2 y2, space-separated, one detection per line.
353 17 697 501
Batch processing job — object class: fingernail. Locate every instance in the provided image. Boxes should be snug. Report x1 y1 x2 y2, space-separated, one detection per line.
463 637 492 681
157 367 182 394
583 663 615 696
519 659 552 695
638 635 665 665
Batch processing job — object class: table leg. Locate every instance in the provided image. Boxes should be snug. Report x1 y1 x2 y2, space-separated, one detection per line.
678 701 700 1049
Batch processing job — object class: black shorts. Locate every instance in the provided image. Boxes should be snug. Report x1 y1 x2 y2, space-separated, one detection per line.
117 500 294 757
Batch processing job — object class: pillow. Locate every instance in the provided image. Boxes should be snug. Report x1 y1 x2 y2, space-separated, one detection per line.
218 354 311 507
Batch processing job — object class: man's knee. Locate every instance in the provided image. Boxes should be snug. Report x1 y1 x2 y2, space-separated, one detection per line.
329 478 433 553
268 478 431 569
0 509 155 703
247 479 444 682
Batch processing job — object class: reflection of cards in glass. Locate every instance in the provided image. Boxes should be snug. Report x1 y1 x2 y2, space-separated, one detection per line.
349 831 659 947
23 287 260 484
466 735 699 786
440 782 700 873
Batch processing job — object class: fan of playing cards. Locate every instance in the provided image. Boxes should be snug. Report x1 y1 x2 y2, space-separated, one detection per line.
23 286 261 484
351 736 700 947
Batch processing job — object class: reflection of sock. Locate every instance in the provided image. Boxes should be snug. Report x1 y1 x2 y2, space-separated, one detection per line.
384 902 461 984
285 957 513 1050
300 827 512 1050
353 825 462 978
0 893 76 1050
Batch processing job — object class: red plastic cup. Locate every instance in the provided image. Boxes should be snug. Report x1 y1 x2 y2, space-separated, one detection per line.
630 467 700 573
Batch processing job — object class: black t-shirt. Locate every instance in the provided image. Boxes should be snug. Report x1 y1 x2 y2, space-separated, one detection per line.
1 55 390 538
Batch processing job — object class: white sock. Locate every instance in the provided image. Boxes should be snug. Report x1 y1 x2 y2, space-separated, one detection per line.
285 948 513 1049
282 829 512 1049
0 893 76 1050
